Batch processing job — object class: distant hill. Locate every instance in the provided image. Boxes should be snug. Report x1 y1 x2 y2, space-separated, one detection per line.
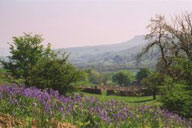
0 35 156 72
56 35 156 72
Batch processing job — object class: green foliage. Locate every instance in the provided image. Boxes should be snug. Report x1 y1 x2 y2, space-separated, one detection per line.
1 33 44 84
0 69 9 84
169 57 192 85
1 33 80 94
69 70 112 87
142 72 168 100
160 57 192 118
112 70 134 86
79 71 89 82
106 80 116 86
29 53 81 94
85 69 101 85
100 73 110 86
71 70 98 87
136 68 151 83
161 83 192 118
137 13 192 118
71 80 94 87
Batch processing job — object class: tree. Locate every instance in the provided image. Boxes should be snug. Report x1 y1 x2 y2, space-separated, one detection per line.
161 56 192 118
1 33 45 85
100 73 110 86
112 70 134 86
29 52 81 94
137 12 192 117
136 68 151 83
78 71 89 82
141 72 168 100
168 56 192 85
85 69 100 85
1 33 80 94
137 12 192 76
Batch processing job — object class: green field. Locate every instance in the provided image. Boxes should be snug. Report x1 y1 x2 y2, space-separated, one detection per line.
81 92 162 107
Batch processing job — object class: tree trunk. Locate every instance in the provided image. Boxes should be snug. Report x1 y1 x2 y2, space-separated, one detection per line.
152 91 156 100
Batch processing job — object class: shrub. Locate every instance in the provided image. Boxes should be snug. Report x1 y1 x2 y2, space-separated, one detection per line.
85 69 101 85
29 53 81 94
161 82 192 118
136 68 151 83
112 70 134 86
141 72 169 100
169 57 192 85
159 57 192 118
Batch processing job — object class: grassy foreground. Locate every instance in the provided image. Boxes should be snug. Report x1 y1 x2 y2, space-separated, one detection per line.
0 84 191 128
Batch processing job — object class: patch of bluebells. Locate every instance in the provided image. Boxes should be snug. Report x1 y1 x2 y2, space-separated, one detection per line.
0 84 191 128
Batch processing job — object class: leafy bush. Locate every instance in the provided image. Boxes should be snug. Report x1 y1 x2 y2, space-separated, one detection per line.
161 83 192 118
85 69 101 85
169 57 192 85
28 53 81 94
136 68 151 83
159 57 192 118
112 70 134 86
141 72 169 100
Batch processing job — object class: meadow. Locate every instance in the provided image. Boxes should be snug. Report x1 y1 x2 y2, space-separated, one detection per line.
81 92 161 107
0 84 191 128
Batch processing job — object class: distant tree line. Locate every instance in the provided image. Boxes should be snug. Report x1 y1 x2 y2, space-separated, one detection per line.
77 68 151 87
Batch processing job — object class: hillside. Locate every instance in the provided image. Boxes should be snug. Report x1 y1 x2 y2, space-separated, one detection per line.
57 35 155 72
1 35 156 72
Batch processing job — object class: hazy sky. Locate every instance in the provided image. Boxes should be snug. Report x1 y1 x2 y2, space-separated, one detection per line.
1 0 192 49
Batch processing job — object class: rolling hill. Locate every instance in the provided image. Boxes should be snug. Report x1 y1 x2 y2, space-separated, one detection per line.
1 35 156 72
56 35 156 72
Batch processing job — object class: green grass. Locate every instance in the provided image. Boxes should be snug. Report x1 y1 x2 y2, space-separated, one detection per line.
0 68 9 84
81 92 162 107
0 68 8 73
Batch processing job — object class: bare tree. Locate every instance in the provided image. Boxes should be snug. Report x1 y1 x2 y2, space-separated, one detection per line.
137 12 192 75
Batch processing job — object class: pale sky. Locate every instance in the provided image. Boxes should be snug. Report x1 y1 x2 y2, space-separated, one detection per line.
0 0 192 49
